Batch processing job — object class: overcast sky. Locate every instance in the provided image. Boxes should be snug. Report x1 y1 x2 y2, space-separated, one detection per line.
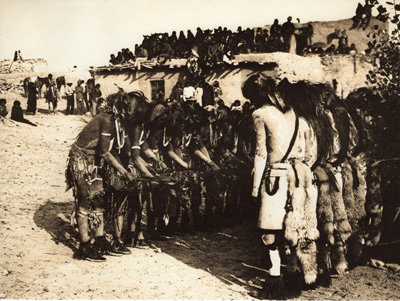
0 0 367 71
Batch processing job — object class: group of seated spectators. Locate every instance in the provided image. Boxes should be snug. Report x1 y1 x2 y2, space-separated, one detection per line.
109 16 360 66
301 27 358 57
302 42 358 56
109 48 136 65
108 18 310 66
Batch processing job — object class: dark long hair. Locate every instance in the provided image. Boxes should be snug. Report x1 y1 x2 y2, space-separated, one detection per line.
278 79 335 166
242 73 290 112
126 90 154 125
345 87 379 156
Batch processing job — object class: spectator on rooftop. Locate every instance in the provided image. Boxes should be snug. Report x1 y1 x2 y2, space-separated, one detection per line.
195 27 204 44
125 48 135 63
216 39 225 62
157 38 173 64
245 28 255 53
109 54 117 65
305 23 314 47
222 27 229 39
168 31 178 57
141 36 151 57
177 31 187 58
270 19 282 39
214 26 223 43
222 50 235 64
137 46 148 59
269 19 283 52
134 44 140 57
281 16 295 53
255 28 264 53
207 37 219 66
301 45 313 56
261 29 270 52
338 30 348 54
115 51 124 64
187 30 195 49
324 44 337 56
349 43 358 55
361 2 372 29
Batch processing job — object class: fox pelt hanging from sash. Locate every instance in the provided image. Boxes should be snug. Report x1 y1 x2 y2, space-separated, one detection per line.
346 154 367 267
283 160 319 285
313 163 353 276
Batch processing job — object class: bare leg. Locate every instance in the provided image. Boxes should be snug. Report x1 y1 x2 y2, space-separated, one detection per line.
92 212 113 255
113 214 132 254
114 215 124 241
75 208 105 261
77 213 90 243
94 213 104 237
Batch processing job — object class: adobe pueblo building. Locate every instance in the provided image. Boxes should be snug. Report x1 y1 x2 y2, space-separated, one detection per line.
91 17 387 106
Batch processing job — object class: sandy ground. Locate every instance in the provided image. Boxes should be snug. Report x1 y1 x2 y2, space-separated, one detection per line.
1 91 400 300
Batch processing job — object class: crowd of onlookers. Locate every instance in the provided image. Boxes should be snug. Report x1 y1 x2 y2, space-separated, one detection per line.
109 17 305 66
1 75 104 124
109 16 361 66
62 79 103 116
143 78 230 109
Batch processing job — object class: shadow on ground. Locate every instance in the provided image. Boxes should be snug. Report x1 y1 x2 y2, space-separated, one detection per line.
32 199 399 299
33 199 265 294
148 221 266 294
33 200 80 252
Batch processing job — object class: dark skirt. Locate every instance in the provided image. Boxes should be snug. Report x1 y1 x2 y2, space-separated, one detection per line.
27 91 37 113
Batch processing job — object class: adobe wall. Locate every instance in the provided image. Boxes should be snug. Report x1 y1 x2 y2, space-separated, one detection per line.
94 52 372 106
94 69 184 98
94 62 278 105
262 17 388 55
262 52 372 99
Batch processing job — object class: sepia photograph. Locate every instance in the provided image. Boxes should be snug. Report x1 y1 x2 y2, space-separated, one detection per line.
0 0 399 299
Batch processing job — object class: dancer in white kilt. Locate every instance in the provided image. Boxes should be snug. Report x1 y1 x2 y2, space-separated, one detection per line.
242 74 318 299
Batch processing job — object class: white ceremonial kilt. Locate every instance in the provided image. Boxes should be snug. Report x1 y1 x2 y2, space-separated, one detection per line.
258 167 288 230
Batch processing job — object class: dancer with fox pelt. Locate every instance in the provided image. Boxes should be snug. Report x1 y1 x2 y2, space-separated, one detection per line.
242 74 319 299
279 80 368 281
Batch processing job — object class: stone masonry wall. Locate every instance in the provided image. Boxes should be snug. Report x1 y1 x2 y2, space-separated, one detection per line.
0 59 48 74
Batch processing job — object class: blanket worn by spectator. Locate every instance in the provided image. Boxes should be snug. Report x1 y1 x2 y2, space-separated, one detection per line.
11 100 37 126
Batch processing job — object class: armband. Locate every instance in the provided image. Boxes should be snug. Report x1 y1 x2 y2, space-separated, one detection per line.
101 132 111 136
131 145 141 150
